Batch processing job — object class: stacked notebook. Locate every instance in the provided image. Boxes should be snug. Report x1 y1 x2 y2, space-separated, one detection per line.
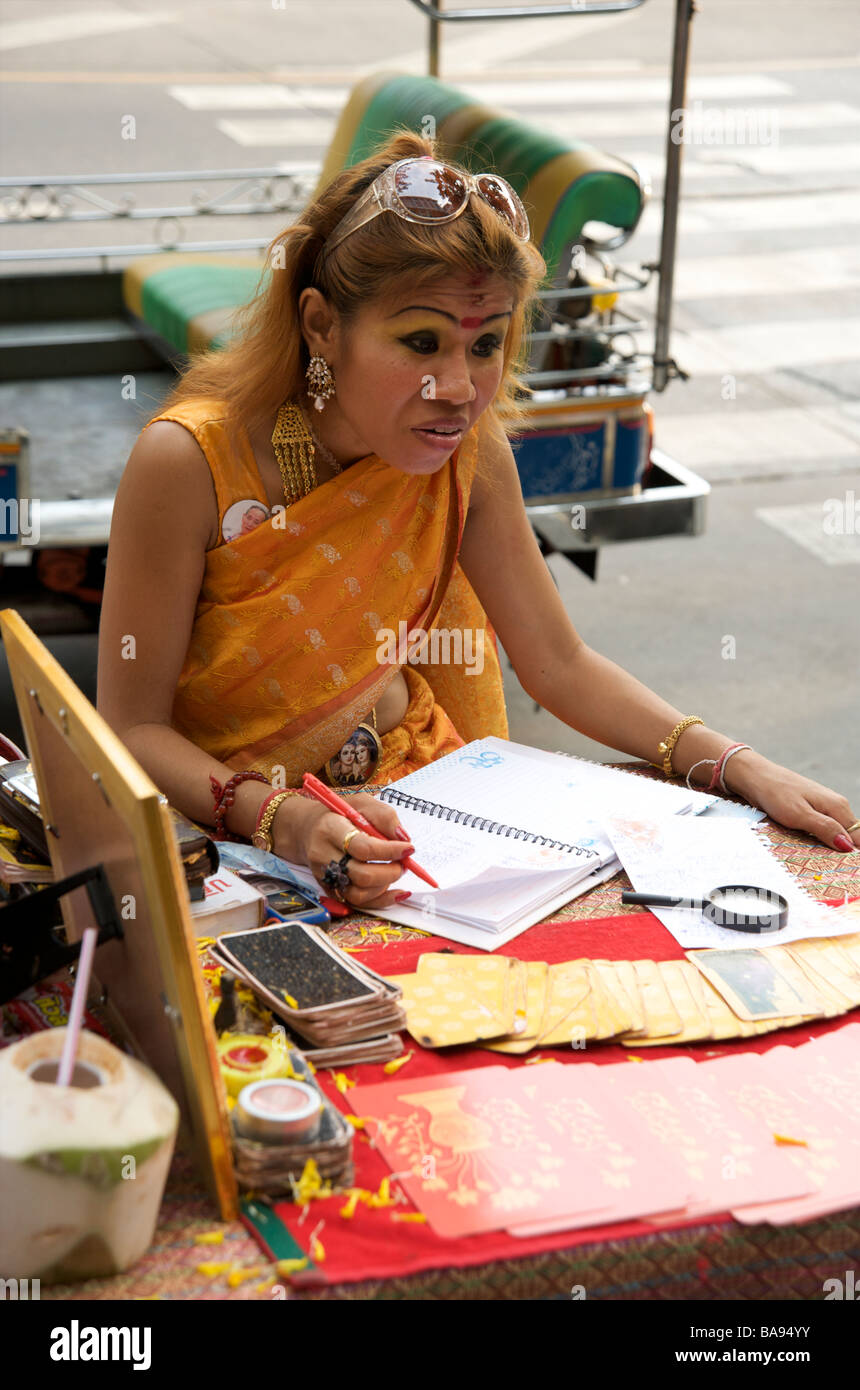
277 738 715 947
208 920 406 1066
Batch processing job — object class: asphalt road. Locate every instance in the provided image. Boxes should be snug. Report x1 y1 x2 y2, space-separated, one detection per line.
1 0 858 803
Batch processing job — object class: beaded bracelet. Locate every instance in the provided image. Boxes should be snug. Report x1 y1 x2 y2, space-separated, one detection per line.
210 769 271 841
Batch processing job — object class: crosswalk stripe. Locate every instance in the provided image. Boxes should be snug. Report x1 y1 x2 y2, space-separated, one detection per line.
754 504 860 566
0 8 177 53
651 408 860 474
360 7 643 78
216 117 334 148
515 102 860 140
695 141 860 176
638 190 860 238
660 318 860 376
210 119 732 167
642 244 860 300
169 84 350 111
166 77 805 119
451 74 795 105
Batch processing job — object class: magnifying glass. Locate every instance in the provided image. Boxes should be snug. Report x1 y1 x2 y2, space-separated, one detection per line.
621 883 790 934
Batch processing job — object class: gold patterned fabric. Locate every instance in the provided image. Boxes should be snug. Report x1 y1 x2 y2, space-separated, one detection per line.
141 398 509 784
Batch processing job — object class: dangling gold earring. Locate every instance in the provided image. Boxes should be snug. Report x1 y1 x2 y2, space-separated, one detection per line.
306 354 335 412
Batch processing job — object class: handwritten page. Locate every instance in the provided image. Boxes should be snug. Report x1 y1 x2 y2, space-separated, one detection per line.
381 736 716 867
603 812 845 949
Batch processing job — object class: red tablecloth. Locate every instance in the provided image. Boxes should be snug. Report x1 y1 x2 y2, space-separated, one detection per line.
266 906 859 1288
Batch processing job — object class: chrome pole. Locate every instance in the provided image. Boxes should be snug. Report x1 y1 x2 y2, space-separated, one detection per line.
652 0 696 392
429 0 442 74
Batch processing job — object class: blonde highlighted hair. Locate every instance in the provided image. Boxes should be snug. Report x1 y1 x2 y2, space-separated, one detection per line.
153 129 548 441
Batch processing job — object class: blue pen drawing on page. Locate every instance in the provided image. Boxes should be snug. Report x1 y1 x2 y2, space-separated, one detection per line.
456 749 504 769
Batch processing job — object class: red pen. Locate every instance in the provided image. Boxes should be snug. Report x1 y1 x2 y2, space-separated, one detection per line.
302 772 439 890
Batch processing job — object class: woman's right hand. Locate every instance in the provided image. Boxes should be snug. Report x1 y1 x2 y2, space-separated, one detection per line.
273 793 416 910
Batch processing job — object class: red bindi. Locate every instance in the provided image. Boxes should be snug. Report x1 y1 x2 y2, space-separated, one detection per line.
460 316 483 328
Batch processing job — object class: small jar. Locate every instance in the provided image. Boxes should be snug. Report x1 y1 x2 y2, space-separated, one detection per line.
234 1078 322 1145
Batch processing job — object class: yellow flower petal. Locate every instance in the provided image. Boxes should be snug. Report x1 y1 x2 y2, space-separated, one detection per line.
227 1266 262 1288
294 1157 333 1204
339 1190 363 1220
282 991 299 1009
310 1237 326 1263
391 1212 427 1223
774 1132 808 1147
193 1230 225 1245
330 1070 355 1094
524 1055 554 1065
275 1257 309 1276
367 1177 397 1209
344 1113 366 1130
383 1050 414 1075
196 1262 231 1278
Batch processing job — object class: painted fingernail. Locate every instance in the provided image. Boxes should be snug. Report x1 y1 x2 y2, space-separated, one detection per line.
834 834 856 852
394 892 412 903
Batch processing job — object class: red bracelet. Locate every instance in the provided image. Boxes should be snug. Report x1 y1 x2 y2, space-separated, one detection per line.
210 770 270 841
706 744 747 794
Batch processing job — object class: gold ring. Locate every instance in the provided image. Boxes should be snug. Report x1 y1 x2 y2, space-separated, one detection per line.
846 821 860 834
342 829 361 855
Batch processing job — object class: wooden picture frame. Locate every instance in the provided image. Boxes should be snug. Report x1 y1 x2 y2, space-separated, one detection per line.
0 608 238 1220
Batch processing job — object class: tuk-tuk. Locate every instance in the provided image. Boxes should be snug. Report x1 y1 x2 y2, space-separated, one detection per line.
0 0 705 696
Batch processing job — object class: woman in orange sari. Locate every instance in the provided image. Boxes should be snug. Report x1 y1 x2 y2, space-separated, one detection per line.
98 131 859 912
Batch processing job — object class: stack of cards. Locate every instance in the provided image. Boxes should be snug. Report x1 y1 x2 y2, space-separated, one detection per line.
210 921 406 1066
385 934 860 1052
350 1027 860 1239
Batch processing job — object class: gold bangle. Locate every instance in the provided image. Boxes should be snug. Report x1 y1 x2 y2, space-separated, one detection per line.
654 716 704 779
250 788 305 852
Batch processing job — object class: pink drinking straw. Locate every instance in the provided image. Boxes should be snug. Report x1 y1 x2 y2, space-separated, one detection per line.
57 925 98 1086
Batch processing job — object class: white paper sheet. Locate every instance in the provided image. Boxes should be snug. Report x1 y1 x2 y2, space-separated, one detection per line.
603 812 848 949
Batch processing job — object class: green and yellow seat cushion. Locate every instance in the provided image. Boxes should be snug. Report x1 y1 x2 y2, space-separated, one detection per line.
124 73 644 355
122 253 265 356
316 71 645 281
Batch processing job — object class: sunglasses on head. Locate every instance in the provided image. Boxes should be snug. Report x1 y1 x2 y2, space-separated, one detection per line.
319 156 531 261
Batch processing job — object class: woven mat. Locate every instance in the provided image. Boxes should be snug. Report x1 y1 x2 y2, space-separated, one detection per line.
36 764 860 1300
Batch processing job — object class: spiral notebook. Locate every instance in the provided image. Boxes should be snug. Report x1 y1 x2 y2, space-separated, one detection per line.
361 737 718 948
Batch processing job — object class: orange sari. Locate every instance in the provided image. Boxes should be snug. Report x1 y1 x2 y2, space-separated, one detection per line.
144 399 508 786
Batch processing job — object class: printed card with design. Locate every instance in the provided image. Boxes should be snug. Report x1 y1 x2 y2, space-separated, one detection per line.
484 961 549 1054
632 1056 815 1221
387 954 521 1046
506 1061 692 1236
734 1034 860 1223
687 947 823 1022
704 1051 850 1226
350 1066 609 1238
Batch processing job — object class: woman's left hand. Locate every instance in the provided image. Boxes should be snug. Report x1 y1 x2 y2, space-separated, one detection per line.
725 753 859 853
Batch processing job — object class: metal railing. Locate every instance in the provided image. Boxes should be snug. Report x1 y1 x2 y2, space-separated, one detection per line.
0 166 318 264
